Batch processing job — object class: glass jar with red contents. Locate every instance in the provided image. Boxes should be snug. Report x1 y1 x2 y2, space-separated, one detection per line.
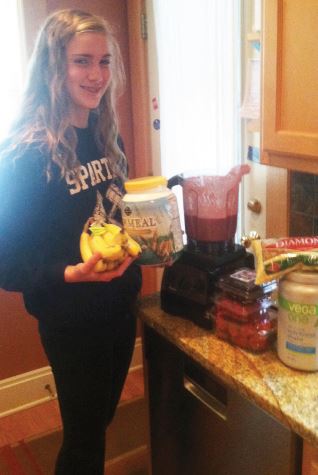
215 295 272 323
215 310 277 352
214 268 277 352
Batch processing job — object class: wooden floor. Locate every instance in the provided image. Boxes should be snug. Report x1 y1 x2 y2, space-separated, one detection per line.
0 367 145 448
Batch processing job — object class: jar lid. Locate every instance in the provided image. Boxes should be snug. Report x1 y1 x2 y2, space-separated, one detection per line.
217 268 277 302
124 176 167 193
284 270 318 284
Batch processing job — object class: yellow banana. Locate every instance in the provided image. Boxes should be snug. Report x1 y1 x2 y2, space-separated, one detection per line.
80 220 142 272
103 231 126 247
118 229 128 247
117 247 128 262
105 260 120 271
103 231 116 245
94 260 108 272
103 223 122 234
79 232 108 272
103 224 128 247
90 235 123 261
80 231 93 262
125 235 142 257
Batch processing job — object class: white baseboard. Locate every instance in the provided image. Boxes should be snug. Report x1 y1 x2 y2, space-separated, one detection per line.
0 366 57 418
0 337 142 418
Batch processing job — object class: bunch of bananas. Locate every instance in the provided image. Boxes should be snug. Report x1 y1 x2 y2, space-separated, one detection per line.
80 220 141 272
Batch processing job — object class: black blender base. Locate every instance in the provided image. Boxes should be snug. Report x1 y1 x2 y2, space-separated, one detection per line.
180 243 248 270
187 238 236 255
160 244 254 328
160 294 215 329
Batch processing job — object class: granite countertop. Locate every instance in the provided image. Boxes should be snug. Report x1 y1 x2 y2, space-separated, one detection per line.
138 293 318 448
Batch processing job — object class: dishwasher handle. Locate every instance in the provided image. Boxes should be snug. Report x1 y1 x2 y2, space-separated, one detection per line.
183 374 227 421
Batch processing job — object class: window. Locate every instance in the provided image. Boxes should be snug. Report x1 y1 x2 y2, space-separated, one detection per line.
0 0 26 140
152 0 241 177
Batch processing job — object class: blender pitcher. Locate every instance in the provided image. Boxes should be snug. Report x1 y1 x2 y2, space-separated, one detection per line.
168 164 250 253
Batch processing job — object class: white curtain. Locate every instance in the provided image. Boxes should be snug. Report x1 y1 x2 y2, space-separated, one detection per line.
152 0 241 177
0 0 26 140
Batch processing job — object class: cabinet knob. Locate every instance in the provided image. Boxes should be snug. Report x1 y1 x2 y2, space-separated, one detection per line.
247 198 262 214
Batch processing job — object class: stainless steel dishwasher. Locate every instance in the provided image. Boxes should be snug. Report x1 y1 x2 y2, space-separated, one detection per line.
144 326 302 475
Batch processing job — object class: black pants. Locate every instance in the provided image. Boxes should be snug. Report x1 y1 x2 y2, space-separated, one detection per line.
39 312 136 475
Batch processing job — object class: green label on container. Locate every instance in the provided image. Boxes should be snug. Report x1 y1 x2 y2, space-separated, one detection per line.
278 295 318 317
277 294 318 369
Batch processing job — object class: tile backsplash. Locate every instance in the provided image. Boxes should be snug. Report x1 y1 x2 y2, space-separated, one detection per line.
290 172 318 236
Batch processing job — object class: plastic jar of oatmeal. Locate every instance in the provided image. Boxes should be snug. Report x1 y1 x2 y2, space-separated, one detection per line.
121 176 184 265
278 271 318 371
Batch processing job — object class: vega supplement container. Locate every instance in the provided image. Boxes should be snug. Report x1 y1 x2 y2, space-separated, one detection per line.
121 176 184 265
278 271 318 371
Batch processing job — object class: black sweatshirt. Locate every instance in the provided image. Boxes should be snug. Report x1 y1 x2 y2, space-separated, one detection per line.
0 127 142 328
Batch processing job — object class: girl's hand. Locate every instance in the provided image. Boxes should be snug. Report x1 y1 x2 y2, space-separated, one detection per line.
64 253 136 283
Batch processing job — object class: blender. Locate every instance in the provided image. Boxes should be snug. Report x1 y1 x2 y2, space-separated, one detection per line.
160 164 253 328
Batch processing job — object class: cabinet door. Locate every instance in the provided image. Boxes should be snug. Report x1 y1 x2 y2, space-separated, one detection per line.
262 0 318 166
144 326 302 475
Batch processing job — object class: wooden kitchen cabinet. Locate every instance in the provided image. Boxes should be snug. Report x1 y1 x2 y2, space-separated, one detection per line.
261 0 318 172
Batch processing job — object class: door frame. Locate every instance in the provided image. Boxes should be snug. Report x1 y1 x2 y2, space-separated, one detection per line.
127 0 158 294
127 0 152 177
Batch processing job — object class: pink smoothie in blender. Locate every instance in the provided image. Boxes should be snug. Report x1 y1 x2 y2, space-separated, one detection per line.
180 164 250 253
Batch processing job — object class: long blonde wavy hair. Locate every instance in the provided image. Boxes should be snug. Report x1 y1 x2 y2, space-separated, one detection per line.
1 9 126 179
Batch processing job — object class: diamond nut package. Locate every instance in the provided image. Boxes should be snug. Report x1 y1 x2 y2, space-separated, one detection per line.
250 236 318 285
